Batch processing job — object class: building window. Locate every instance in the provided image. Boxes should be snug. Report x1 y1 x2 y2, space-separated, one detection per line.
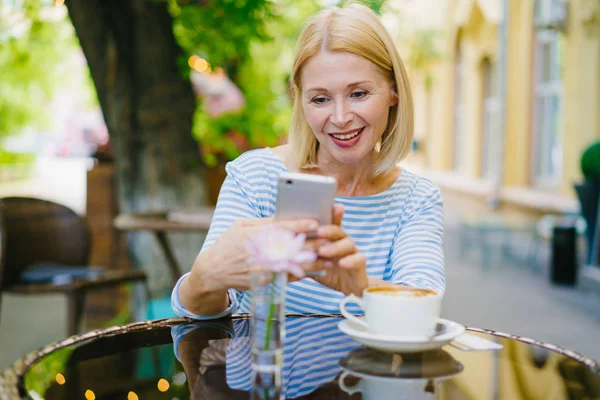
454 43 466 173
481 58 500 181
534 0 568 31
532 1 564 186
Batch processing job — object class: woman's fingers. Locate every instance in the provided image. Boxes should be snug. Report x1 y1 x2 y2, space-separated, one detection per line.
298 258 330 273
332 204 344 226
239 217 319 233
318 236 356 259
338 252 367 270
316 224 347 241
303 238 329 252
273 218 319 233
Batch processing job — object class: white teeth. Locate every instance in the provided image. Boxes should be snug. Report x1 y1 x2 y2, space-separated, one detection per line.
332 129 362 140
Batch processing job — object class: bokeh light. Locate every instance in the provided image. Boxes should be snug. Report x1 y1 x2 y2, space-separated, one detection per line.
157 378 170 392
188 55 200 69
193 58 209 73
127 392 138 400
55 373 65 385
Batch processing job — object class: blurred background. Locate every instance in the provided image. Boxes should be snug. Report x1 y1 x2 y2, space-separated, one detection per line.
0 0 599 385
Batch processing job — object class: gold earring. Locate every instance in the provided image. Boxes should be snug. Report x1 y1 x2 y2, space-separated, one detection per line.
374 139 382 153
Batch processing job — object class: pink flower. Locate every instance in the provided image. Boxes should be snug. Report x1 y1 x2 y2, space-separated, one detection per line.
245 226 317 278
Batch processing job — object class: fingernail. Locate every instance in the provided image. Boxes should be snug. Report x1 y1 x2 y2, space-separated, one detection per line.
325 261 334 268
308 222 319 230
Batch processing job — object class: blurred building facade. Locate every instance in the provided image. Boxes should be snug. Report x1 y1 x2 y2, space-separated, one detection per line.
407 0 600 214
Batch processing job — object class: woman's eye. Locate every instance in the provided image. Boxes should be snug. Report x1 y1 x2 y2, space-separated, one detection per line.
350 91 368 99
311 97 329 104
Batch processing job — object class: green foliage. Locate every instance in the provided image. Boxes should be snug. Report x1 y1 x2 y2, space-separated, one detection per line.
192 26 304 166
581 141 600 180
171 0 276 76
0 149 36 181
0 149 35 164
0 1 94 139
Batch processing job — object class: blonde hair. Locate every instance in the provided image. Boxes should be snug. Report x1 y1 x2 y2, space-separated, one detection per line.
288 2 414 176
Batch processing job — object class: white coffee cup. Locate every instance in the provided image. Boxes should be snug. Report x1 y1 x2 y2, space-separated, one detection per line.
339 285 442 338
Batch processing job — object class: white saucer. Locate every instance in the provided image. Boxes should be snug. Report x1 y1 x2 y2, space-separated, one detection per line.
338 318 465 353
339 366 464 383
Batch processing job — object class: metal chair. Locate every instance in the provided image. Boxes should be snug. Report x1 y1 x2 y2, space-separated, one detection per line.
0 197 148 336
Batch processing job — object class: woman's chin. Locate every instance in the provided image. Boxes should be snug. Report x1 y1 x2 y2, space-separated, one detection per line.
328 148 373 167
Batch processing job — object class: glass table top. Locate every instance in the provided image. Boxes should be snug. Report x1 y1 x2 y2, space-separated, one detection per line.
8 315 600 399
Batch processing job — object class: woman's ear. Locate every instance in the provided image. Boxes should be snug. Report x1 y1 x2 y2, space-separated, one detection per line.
389 90 399 107
389 81 399 107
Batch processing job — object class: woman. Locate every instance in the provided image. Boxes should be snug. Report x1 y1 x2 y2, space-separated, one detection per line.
173 3 445 319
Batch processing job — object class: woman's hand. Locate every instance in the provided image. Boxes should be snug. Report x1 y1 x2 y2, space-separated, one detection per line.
312 204 368 296
189 217 323 293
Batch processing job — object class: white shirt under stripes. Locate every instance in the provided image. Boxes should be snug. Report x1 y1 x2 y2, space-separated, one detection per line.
172 148 445 318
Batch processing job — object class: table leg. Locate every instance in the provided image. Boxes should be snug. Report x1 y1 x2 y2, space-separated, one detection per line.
155 231 183 285
67 291 85 336
111 228 122 271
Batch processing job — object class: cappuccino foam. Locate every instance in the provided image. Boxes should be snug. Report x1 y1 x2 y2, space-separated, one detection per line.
367 286 437 298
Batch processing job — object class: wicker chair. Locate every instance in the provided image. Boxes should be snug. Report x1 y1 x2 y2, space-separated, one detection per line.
0 197 148 336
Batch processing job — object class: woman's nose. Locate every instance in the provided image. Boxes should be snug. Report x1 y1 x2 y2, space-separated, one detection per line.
330 101 353 128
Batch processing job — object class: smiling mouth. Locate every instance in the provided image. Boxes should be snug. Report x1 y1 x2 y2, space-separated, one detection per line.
329 128 364 140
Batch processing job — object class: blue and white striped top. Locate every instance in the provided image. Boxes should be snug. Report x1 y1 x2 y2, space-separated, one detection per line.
172 148 445 318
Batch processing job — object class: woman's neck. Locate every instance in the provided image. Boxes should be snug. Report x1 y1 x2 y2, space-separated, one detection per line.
306 161 375 197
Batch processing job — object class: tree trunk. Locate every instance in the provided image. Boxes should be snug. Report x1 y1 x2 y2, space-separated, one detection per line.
66 0 207 294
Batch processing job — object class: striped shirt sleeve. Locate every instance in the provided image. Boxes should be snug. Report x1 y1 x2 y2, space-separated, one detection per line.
171 157 262 319
390 179 446 294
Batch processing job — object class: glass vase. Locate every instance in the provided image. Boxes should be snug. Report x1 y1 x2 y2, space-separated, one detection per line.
249 270 287 400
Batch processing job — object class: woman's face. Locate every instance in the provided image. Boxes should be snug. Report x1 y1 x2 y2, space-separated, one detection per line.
300 51 398 167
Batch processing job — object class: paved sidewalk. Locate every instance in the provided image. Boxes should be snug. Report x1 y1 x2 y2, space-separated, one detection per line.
442 202 600 362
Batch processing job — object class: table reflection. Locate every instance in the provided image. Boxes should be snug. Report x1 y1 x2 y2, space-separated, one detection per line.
339 348 464 399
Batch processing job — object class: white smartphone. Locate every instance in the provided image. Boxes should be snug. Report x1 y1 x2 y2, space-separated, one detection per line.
275 172 337 225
